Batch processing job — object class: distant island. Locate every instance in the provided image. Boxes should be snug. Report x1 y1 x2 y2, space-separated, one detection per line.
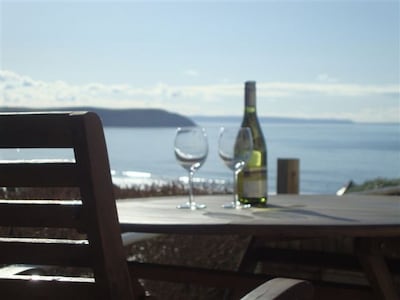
0 107 196 127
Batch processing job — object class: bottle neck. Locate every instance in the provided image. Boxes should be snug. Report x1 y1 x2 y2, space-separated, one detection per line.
244 81 257 113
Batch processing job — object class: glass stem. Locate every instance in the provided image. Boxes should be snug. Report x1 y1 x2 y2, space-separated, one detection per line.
188 169 194 206
233 169 240 208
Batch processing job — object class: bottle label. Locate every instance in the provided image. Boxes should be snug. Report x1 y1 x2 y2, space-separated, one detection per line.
240 167 267 198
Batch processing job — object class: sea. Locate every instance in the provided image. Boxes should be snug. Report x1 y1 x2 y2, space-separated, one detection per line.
104 118 399 195
2 119 399 195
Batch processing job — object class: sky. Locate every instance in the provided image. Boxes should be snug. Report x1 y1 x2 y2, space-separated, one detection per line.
0 0 399 123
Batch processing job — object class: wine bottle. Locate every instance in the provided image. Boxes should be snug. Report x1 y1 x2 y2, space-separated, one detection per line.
237 81 268 206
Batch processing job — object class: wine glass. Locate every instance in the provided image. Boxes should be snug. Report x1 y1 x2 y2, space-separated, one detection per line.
218 127 253 209
174 127 208 209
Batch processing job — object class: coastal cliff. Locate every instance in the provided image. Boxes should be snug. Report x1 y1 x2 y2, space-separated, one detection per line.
0 107 196 127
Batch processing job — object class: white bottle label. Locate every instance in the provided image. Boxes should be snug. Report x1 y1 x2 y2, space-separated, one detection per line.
241 166 267 198
242 179 267 198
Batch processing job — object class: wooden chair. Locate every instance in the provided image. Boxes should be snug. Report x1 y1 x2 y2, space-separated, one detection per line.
0 111 313 300
0 112 135 299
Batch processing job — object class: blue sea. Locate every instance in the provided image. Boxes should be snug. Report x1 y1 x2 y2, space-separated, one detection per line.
1 119 399 195
103 119 400 195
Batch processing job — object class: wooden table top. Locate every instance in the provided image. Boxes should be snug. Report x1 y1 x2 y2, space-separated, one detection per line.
117 194 400 238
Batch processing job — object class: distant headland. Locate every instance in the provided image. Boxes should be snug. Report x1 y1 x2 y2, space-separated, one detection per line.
0 107 354 127
0 107 196 127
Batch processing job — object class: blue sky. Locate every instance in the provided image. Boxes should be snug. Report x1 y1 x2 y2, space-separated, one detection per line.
1 0 399 122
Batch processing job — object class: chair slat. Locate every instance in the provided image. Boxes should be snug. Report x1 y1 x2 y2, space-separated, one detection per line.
0 113 75 148
0 200 82 228
0 238 91 267
0 162 78 187
0 276 96 300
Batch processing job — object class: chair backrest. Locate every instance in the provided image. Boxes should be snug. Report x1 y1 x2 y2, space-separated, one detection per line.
0 112 135 299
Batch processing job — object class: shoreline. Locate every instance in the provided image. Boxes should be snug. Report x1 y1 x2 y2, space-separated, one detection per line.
112 175 400 198
1 177 398 201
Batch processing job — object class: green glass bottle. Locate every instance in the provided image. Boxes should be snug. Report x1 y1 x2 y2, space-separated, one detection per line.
237 81 268 206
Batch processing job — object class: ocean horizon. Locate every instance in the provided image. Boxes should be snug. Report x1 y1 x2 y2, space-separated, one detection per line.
104 119 400 195
0 117 398 195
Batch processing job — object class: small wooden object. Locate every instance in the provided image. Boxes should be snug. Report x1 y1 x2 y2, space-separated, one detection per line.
277 158 299 194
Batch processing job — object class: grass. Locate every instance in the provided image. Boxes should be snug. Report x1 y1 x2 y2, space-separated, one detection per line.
0 180 227 201
346 177 400 194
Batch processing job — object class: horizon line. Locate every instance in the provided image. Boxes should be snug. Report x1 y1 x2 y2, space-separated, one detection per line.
1 105 398 125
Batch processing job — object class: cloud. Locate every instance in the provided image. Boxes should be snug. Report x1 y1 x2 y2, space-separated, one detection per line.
1 70 399 122
259 82 399 97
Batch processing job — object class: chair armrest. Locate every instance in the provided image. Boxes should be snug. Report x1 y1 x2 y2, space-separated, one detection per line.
240 278 313 300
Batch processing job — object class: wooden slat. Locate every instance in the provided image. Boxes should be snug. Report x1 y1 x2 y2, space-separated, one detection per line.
0 200 82 228
0 275 96 300
313 283 374 300
0 238 91 267
72 112 137 299
0 112 78 148
128 261 270 289
0 162 78 187
252 247 363 271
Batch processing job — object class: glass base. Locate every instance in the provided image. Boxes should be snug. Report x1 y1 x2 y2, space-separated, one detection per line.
177 202 206 210
222 202 251 209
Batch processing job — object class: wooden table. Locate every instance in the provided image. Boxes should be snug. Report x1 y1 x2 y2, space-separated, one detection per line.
117 194 400 299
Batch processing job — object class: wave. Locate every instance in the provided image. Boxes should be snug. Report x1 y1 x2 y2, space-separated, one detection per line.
111 169 229 193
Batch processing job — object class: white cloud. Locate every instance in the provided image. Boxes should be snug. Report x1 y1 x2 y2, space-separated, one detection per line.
1 70 399 122
259 82 399 97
